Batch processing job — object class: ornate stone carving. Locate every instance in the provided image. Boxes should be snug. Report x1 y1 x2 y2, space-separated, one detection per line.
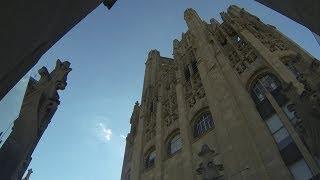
0 60 71 180
185 72 206 108
283 83 320 158
161 63 179 127
196 144 224 180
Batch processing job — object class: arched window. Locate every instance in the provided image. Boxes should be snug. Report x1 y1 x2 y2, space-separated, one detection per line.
144 149 156 169
194 112 214 138
252 74 281 102
167 133 182 155
250 73 313 179
250 73 286 119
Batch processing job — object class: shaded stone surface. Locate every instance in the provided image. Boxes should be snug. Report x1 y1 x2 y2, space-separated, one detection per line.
0 0 117 101
0 60 71 180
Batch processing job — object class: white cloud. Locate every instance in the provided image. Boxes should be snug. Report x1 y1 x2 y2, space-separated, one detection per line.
97 123 112 142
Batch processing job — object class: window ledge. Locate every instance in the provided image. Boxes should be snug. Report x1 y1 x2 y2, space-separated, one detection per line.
192 127 215 143
164 149 182 161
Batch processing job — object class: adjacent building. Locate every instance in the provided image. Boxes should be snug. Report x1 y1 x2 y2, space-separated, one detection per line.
0 60 71 180
0 0 117 101
255 0 320 43
121 5 320 180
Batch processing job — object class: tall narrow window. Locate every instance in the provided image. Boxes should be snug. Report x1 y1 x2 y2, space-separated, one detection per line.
250 73 313 179
191 60 198 74
252 74 280 102
168 133 182 155
145 149 156 169
194 112 214 138
184 68 190 81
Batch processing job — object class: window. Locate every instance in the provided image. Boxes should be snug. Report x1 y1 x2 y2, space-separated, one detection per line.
286 63 300 77
265 114 291 149
250 73 313 178
191 60 198 74
252 74 280 102
168 134 182 155
184 68 190 81
194 112 214 138
150 102 154 112
145 149 156 169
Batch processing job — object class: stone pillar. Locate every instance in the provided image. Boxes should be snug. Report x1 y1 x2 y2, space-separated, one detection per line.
0 60 71 180
211 28 293 179
154 84 164 180
175 73 195 180
184 8 291 179
130 111 145 180
265 92 320 176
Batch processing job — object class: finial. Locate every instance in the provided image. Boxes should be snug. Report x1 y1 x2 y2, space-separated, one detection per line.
184 8 198 21
55 59 72 72
210 18 219 25
38 67 51 81
148 49 160 59
184 8 203 29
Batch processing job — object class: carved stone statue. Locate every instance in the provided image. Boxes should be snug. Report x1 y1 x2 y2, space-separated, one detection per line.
0 60 71 180
283 82 320 158
196 144 224 180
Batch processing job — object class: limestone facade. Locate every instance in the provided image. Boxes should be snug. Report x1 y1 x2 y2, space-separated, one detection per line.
121 6 320 180
0 60 71 180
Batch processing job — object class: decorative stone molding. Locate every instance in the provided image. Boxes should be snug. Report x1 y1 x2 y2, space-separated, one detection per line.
196 144 224 180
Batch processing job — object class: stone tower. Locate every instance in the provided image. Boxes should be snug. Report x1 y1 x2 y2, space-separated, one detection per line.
121 5 320 180
0 60 71 180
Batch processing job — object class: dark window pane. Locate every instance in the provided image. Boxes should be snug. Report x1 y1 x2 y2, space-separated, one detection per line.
280 142 302 166
169 134 182 155
145 150 156 168
191 61 198 74
194 112 214 138
185 68 190 81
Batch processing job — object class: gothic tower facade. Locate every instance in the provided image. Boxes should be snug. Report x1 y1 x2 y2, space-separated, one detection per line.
121 6 320 180
0 60 71 180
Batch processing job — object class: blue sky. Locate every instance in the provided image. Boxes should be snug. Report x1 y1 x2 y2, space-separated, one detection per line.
0 0 319 180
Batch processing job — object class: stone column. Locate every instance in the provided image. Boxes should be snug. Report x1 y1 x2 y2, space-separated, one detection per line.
211 28 292 179
265 92 320 176
154 84 164 180
175 73 195 180
184 9 291 179
130 111 145 180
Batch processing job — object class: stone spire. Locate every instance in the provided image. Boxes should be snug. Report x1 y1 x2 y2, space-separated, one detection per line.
0 60 71 180
184 8 203 31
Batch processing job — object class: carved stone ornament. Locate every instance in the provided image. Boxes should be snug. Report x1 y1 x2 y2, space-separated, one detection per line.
283 83 320 157
196 144 224 180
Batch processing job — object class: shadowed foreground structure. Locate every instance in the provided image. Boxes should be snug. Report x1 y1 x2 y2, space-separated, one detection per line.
121 5 320 180
0 60 71 180
255 0 320 36
0 0 117 101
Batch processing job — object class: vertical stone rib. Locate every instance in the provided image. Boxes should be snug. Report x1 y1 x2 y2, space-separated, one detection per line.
184 8 290 180
130 111 144 180
154 84 164 180
175 74 195 180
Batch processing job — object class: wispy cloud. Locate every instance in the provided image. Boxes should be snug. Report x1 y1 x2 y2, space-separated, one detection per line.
97 123 112 142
